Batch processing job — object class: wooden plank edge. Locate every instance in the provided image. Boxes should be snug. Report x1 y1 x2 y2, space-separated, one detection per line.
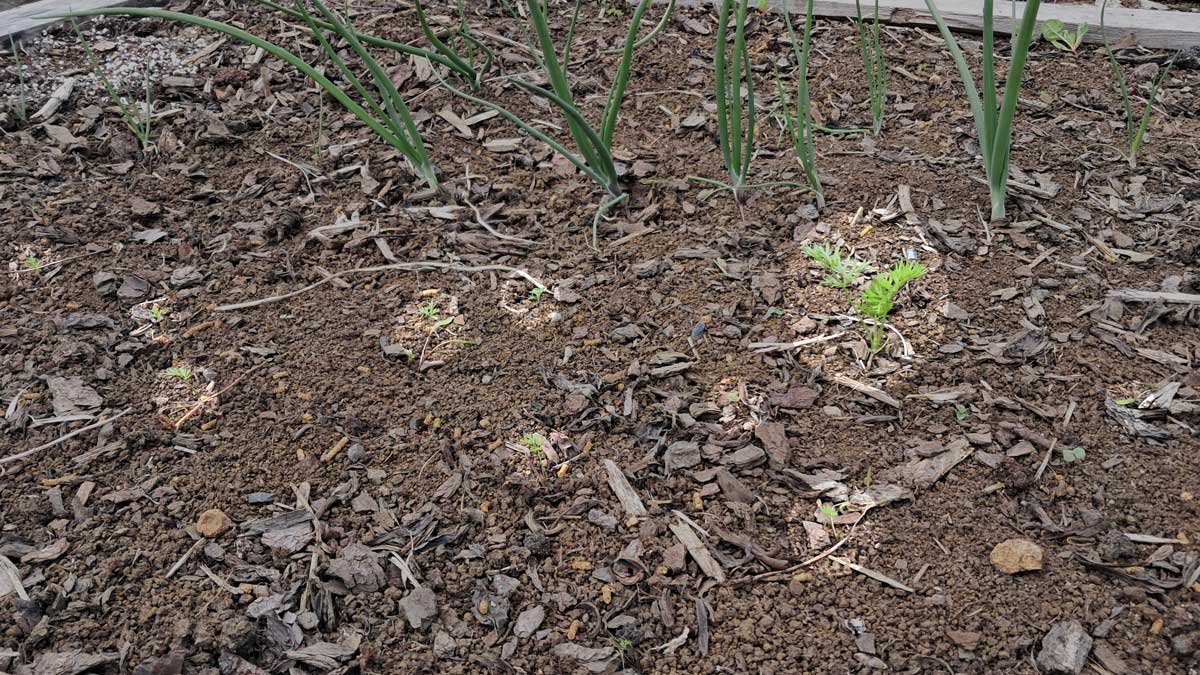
668 0 1200 49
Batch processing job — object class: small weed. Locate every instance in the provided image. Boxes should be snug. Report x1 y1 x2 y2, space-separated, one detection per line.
8 37 28 125
816 500 841 537
165 366 192 380
73 20 154 151
23 255 41 271
803 243 867 290
1061 446 1086 464
764 306 784 320
149 305 164 322
418 300 441 322
954 404 970 422
520 433 546 465
617 638 633 654
858 260 927 353
528 287 546 303
1041 19 1087 53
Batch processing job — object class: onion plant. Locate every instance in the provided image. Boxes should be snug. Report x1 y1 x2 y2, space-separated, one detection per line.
412 0 494 91
924 0 1041 221
62 2 438 187
440 0 671 247
1100 0 1178 168
8 37 28 125
855 0 886 134
253 0 490 89
73 20 152 150
777 1 821 198
712 0 755 201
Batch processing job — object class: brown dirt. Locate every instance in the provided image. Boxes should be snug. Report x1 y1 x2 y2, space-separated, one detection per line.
2 2 1199 674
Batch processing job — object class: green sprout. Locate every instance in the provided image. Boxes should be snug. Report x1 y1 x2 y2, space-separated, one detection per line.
804 243 868 290
1061 446 1086 464
165 366 192 380
528 287 547 303
72 20 153 151
149 305 164 322
1101 0 1178 168
1041 19 1087 53
23 255 41 271
817 500 840 537
8 37 28 125
617 638 633 654
520 433 546 465
418 300 441 322
954 404 970 422
858 260 927 354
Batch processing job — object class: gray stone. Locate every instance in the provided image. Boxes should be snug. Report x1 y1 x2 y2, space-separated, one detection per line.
513 605 546 639
1037 620 1092 674
399 587 438 631
587 508 618 530
663 441 701 474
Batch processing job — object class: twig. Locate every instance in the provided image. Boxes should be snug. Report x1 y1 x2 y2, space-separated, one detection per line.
830 555 914 593
833 314 913 358
0 408 131 467
215 262 548 312
749 332 846 354
1034 439 1057 483
172 365 261 429
164 538 205 578
10 249 104 274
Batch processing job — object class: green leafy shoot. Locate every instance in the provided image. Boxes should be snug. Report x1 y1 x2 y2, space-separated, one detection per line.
858 260 927 353
1101 0 1178 168
8 37 28 124
1061 446 1086 463
777 0 821 197
1040 19 1087 53
149 305 164 322
528 287 546 303
165 366 192 380
816 500 841 537
61 4 438 187
803 243 867 290
23 255 41 270
520 433 546 464
418 300 441 322
924 0 1042 220
954 403 970 422
73 20 153 150
855 0 886 134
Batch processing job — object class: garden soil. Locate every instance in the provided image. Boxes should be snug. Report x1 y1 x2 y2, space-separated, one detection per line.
1 2 1199 674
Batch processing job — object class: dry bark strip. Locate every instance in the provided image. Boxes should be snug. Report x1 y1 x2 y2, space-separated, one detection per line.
1107 289 1200 305
669 517 726 583
603 459 648 518
831 374 900 409
669 0 1200 48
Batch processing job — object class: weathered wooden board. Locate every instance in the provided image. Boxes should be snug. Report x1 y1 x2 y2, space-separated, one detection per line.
1 0 165 41
671 0 1200 49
